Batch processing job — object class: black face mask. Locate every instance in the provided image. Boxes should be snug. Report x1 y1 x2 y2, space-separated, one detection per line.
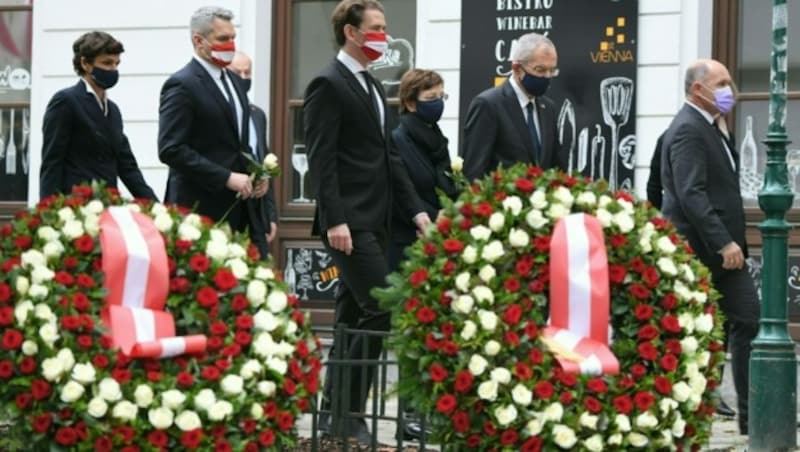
90 66 119 90
241 78 252 93
414 98 444 123
520 70 550 97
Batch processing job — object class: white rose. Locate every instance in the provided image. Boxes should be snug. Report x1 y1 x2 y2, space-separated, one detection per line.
546 203 569 220
62 219 84 239
484 340 501 356
253 309 280 332
595 208 612 227
251 402 265 420
694 313 713 333
608 433 623 446
526 417 543 436
672 416 686 437
178 223 201 241
618 198 634 213
254 266 276 280
209 230 229 247
258 381 277 397
161 389 187 410
478 310 498 331
472 285 494 305
21 249 46 268
175 410 202 431
264 152 279 169
150 202 168 216
266 290 288 313
15 276 29 296
221 374 244 395
193 389 216 412
468 354 489 376
615 414 631 432
674 280 692 301
148 406 174 430
657 257 678 276
584 434 604 452
697 350 711 368
21 340 37 355
691 291 708 304
252 332 278 357
34 303 54 321
60 380 85 403
462 245 477 264
481 240 505 262
672 381 691 402
488 212 505 232
636 412 658 429
680 264 696 282
98 377 122 402
57 207 74 222
455 272 471 293
580 411 599 430
87 397 109 418
678 312 695 333
612 211 634 233
43 240 65 258
134 384 154 407
184 213 202 227
656 235 677 254
544 402 564 421
689 373 707 396
639 236 653 253
477 380 498 401
680 337 698 355
41 357 65 382
660 397 679 417
478 265 496 282
525 208 549 229
552 187 574 207
451 156 464 173
39 322 60 346
227 243 247 259
470 225 492 241
37 226 60 241
494 404 517 426
84 214 100 236
552 424 578 449
247 280 267 306
111 400 138 421
685 363 700 379
28 284 49 300
240 360 263 380
597 195 612 208
508 228 530 248
57 348 75 371
453 295 474 314
225 258 249 279
208 400 234 422
628 432 649 448
460 321 477 341
153 213 174 232
490 367 511 385
266 356 288 374
502 196 523 216
30 266 55 284
14 300 33 326
511 384 532 406
530 189 548 209
71 362 96 384
576 191 597 207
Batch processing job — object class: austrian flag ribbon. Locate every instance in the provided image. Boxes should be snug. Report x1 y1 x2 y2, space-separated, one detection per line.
99 207 207 359
543 213 619 375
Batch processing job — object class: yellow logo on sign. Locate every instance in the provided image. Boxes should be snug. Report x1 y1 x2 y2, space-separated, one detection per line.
591 16 634 64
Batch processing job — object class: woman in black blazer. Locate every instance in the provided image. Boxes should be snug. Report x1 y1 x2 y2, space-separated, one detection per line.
388 69 457 271
39 31 156 200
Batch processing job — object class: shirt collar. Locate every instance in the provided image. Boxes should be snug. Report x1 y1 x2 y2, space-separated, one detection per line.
337 49 368 76
508 74 534 110
82 78 108 115
685 100 715 124
193 54 223 80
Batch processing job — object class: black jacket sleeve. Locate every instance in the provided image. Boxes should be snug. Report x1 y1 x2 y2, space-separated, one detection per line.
646 132 664 209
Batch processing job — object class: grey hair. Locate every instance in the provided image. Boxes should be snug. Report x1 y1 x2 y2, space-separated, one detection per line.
511 33 555 63
684 61 709 95
190 6 234 38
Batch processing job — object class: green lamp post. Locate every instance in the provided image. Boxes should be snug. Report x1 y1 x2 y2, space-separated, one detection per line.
749 0 797 449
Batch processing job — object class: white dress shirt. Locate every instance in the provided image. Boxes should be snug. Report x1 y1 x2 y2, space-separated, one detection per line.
193 55 244 137
509 74 541 143
82 78 108 116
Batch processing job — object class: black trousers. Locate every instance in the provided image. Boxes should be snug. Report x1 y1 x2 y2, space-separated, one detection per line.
322 230 391 421
713 267 760 433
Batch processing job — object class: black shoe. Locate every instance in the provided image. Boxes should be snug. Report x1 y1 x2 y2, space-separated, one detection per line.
345 418 372 444
716 399 736 418
396 417 432 442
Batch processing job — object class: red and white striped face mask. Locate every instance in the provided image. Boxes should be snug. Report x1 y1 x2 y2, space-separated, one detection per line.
207 40 236 67
359 32 387 61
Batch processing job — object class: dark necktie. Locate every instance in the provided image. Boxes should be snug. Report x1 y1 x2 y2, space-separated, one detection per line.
713 122 737 171
526 101 542 164
361 70 382 126
220 70 238 125
220 70 253 157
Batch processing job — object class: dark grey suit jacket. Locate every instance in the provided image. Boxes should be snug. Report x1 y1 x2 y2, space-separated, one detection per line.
661 103 746 276
249 105 277 231
460 79 566 180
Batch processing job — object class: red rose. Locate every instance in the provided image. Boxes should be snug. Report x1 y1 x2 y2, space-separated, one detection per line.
559 391 574 405
629 283 651 300
259 429 276 447
459 218 472 230
533 236 550 252
148 430 169 447
660 354 678 371
608 265 627 284
502 304 523 325
409 268 429 288
436 394 457 414
201 365 221 381
231 294 249 312
209 321 228 336
521 436 543 452
637 325 659 340
634 304 653 321
609 234 627 247
437 216 452 234
61 256 78 269
642 266 660 288
524 320 539 339
92 354 110 369
283 378 297 395
0 360 12 378
112 368 132 383
634 391 656 411
263 401 278 419
30 379 51 400
241 418 257 434
13 235 32 250
442 341 459 355
483 420 497 436
423 242 437 256
175 238 193 253
170 277 191 294
214 440 232 452
613 395 633 414
213 268 238 291
55 426 77 446
528 279 545 293
584 396 602 413
638 342 658 361
557 371 577 387
504 331 520 346
442 260 456 275
296 340 310 358
515 258 532 276
503 277 521 293
18 356 36 374
466 435 482 448
278 411 294 431
534 381 554 399
452 411 470 432
475 201 493 217
660 315 682 333
61 315 81 331
630 257 646 273
654 376 673 395
189 253 211 273
513 363 533 381
181 429 203 450
2 329 22 349
73 234 95 253
72 293 90 311
617 375 635 389
515 178 535 193
440 322 455 338
75 273 95 288
0 284 10 302
54 271 75 286
500 429 519 446
527 166 544 178
175 371 195 388
235 331 252 345
529 348 543 364
586 378 608 393
661 293 677 310
443 238 465 253
425 333 440 351
31 413 51 433
439 292 453 306
0 307 12 326
430 363 448 382
416 307 436 324
197 286 219 307
631 363 647 379
454 370 474 392
664 339 682 355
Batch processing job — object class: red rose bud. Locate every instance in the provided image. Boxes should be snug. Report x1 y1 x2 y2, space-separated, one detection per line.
633 304 653 321
429 363 448 382
408 268 429 288
613 395 634 414
436 394 457 414
454 370 473 392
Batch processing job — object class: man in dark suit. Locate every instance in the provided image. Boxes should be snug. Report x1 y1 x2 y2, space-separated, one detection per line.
158 7 269 245
229 51 278 258
304 0 430 442
40 31 156 200
461 32 566 180
661 59 758 435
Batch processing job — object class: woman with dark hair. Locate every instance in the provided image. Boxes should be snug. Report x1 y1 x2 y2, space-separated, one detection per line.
39 31 156 200
388 68 458 271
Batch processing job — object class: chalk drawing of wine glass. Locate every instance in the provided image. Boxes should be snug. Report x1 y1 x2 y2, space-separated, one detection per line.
291 144 310 203
600 77 634 190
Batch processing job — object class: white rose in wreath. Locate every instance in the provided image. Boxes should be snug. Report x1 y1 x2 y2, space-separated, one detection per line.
478 264 496 282
193 388 216 412
258 381 277 397
208 400 234 422
483 340 501 356
453 295 474 315
488 213 505 232
221 374 244 395
460 320 477 341
134 384 154 407
552 424 578 449
87 397 109 418
266 290 288 313
71 362 96 384
111 400 138 421
468 354 488 376
628 432 649 448
98 377 122 402
494 404 518 426
615 413 631 432
41 357 65 382
175 410 202 431
511 384 532 406
489 367 511 385
477 380 498 401
470 225 492 241
584 434 604 452
161 389 187 410
502 196 523 216
60 380 85 403
454 272 471 293
148 406 174 430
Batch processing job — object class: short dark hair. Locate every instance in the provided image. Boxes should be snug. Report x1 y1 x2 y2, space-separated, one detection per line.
331 0 384 47
72 31 124 76
398 69 444 113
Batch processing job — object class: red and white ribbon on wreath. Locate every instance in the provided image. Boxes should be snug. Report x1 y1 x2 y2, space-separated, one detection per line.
543 213 619 375
99 206 206 359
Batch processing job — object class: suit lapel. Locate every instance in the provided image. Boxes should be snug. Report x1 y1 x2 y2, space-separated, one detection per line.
72 82 112 146
536 98 550 167
685 106 738 176
190 59 238 135
501 81 535 160
334 60 382 133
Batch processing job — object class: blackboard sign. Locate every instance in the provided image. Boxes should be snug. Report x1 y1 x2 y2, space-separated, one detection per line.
747 255 800 320
283 246 339 301
459 0 638 191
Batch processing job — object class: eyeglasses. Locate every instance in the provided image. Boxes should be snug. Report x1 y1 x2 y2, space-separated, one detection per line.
521 62 560 78
418 93 449 102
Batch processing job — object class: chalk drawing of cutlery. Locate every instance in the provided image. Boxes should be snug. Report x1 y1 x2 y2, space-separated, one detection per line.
5 109 15 174
577 127 589 174
590 124 606 180
0 109 4 161
21 108 29 174
600 77 634 190
557 99 576 172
